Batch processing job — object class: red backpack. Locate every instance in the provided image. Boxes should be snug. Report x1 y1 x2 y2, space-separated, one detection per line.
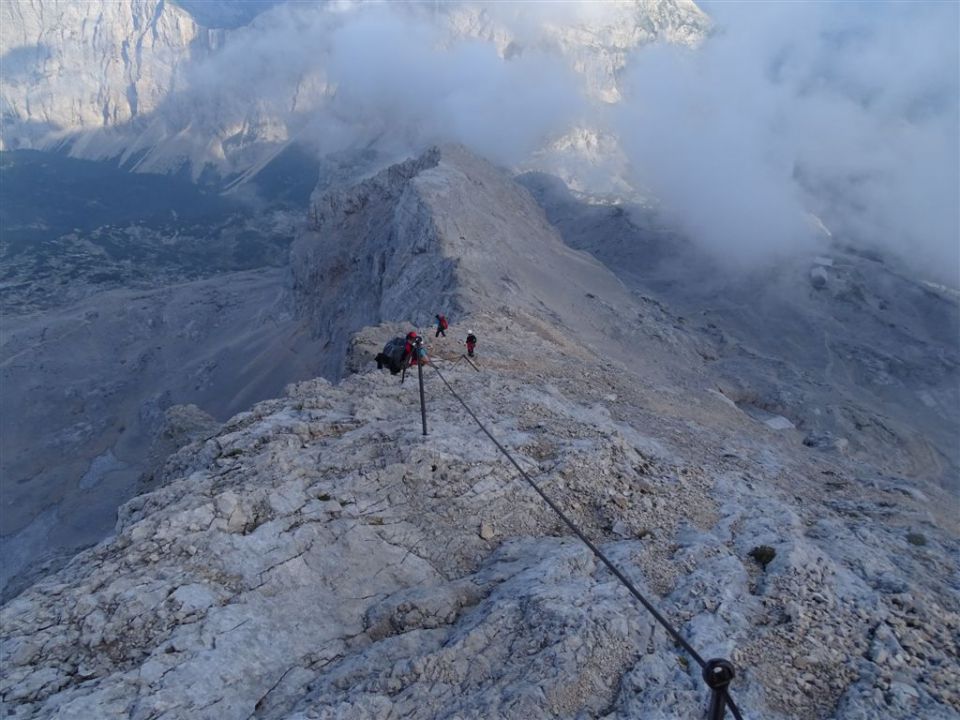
439 315 448 330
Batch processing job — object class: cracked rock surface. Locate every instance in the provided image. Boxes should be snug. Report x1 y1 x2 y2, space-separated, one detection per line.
2 311 958 719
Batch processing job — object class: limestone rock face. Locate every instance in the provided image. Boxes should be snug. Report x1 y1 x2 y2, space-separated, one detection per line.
445 0 709 103
0 0 201 147
290 148 454 375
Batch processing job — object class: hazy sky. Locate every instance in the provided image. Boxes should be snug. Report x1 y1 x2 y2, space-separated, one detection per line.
182 1 959 282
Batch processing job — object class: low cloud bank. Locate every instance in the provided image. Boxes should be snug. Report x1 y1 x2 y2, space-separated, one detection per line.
616 1 959 281
181 2 586 166
180 1 958 281
321 8 584 165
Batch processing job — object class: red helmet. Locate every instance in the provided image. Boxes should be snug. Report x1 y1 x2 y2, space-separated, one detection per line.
407 331 418 339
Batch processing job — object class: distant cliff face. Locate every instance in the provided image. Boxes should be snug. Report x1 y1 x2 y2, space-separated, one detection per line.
445 0 708 103
0 0 202 148
290 148 452 379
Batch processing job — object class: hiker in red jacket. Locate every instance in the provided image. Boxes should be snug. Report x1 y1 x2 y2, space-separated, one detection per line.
403 331 421 367
400 331 430 382
435 314 448 338
465 331 477 358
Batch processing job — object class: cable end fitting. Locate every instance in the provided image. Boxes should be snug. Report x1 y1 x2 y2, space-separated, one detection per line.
703 658 735 689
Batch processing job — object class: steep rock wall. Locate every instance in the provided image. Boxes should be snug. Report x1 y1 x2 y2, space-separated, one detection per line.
0 0 202 147
290 148 456 378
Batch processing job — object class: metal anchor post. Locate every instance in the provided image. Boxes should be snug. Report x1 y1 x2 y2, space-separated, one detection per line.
703 658 736 720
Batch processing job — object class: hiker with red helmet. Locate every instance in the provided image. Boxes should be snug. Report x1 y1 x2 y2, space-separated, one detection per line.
400 331 430 383
403 331 421 367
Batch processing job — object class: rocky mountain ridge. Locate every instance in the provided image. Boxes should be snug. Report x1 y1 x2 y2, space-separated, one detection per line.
2 145 958 719
291 145 645 379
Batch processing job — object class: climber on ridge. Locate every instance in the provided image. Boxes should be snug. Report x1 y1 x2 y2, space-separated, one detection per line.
401 331 430 383
435 314 448 338
376 331 424 375
404 331 428 367
465 330 477 358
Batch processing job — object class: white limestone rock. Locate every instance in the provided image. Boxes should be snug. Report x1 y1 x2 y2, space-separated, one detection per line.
3 311 957 719
0 0 201 146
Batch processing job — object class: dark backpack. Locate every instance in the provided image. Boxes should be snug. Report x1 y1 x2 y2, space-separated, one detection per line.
379 337 407 374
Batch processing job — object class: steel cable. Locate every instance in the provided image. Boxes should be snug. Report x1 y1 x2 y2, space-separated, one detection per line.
429 363 744 720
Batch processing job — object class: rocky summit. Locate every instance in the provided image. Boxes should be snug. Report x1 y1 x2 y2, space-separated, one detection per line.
1 147 958 720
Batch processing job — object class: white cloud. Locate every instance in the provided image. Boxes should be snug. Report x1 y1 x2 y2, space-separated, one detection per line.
164 1 959 280
615 1 959 281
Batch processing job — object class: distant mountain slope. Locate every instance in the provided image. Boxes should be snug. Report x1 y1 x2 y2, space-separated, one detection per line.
0 269 326 600
520 171 960 494
0 149 294 314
